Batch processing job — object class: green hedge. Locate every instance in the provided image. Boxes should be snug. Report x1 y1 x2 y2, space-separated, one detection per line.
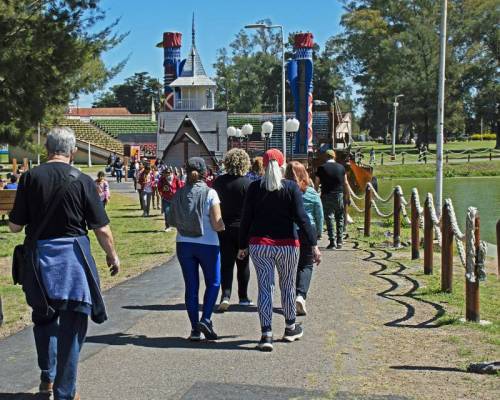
470 133 496 140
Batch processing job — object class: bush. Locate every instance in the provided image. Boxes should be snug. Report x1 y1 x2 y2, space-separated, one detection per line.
470 133 496 140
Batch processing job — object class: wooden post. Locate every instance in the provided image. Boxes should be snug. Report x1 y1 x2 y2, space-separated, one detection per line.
446 153 449 164
424 196 433 274
411 191 420 259
441 203 454 292
381 153 384 165
489 150 492 161
364 184 372 237
467 151 471 163
12 158 17 173
466 215 480 322
496 219 500 278
393 188 401 248
402 153 405 165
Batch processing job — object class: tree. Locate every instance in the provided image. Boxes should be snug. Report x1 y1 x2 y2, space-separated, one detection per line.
0 0 126 145
93 72 162 114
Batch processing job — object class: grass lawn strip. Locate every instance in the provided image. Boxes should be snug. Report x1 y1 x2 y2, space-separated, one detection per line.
0 192 175 338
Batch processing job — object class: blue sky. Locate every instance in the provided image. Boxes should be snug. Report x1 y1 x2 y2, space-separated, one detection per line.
79 0 345 106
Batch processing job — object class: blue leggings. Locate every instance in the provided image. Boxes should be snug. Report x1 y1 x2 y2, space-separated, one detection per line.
176 242 221 330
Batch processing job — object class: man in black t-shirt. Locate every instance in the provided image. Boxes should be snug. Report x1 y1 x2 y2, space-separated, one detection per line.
8 127 120 399
315 150 347 249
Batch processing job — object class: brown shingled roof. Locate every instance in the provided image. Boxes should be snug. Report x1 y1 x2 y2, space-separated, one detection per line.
65 107 131 117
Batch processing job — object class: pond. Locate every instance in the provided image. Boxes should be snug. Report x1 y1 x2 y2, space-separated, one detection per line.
376 176 500 243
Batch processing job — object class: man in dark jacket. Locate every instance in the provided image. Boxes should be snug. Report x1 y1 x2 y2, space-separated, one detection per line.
315 150 348 249
9 127 120 400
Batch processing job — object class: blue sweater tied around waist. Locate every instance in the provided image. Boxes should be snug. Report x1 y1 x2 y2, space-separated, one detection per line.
36 235 107 323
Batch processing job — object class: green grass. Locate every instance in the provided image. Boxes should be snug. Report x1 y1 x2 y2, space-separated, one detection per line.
0 193 175 336
348 211 500 361
373 160 500 179
353 140 497 153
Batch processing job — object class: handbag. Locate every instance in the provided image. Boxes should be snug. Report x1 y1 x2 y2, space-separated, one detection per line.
12 168 81 285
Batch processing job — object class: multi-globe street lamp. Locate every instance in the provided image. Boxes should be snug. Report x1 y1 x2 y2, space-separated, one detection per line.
227 124 253 151
285 118 300 160
245 23 286 162
261 121 273 151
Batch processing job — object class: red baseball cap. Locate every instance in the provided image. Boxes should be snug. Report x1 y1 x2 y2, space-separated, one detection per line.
263 149 284 168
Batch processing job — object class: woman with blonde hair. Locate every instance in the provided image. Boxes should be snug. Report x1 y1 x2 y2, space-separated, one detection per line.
239 149 321 351
285 161 323 316
213 148 252 311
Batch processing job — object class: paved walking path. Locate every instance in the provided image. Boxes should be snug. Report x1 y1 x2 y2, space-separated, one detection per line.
0 180 497 399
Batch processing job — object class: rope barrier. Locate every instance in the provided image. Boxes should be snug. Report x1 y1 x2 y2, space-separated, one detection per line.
368 182 394 203
444 199 466 267
465 207 488 283
425 193 442 247
371 199 394 218
411 188 424 228
349 198 365 213
346 182 364 200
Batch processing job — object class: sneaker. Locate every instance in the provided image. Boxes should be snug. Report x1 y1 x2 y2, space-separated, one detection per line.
217 298 230 312
238 299 254 306
257 335 273 352
296 295 307 316
164 227 173 232
326 240 336 250
283 323 303 342
188 330 202 341
198 320 218 340
39 381 53 394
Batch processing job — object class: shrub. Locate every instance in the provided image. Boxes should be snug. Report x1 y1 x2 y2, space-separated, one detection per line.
470 133 496 140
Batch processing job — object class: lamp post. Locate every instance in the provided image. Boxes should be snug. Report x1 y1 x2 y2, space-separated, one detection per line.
241 123 253 152
245 23 286 162
286 118 300 161
261 121 273 151
392 94 404 158
227 126 237 148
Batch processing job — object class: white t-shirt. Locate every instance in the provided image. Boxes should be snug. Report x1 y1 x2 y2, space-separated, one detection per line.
176 188 220 246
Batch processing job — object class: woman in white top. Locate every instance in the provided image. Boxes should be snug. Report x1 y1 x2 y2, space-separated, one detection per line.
167 157 225 341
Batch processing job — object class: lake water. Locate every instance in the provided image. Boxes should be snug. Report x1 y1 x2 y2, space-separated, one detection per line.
376 176 500 243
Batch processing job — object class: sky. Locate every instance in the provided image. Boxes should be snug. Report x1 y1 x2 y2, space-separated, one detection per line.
78 0 345 107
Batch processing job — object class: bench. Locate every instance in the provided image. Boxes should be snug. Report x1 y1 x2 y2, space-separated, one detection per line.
0 190 16 217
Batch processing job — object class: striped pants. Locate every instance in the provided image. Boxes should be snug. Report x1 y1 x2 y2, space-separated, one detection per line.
249 244 300 333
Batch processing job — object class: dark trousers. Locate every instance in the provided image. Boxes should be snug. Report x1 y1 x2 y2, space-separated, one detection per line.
33 310 88 400
296 230 314 299
176 242 221 330
321 192 344 242
218 226 250 301
115 169 123 183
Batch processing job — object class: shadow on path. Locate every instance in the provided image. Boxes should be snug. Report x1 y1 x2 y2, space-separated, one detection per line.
85 332 255 351
356 242 446 329
0 395 46 400
122 303 281 314
390 365 465 373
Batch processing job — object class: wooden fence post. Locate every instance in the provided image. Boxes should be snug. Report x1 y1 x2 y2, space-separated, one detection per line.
441 202 454 292
467 152 471 163
381 153 384 165
489 150 492 161
424 196 433 274
393 187 401 248
411 191 420 259
364 184 372 237
12 158 17 173
402 153 405 165
446 153 449 164
466 214 480 322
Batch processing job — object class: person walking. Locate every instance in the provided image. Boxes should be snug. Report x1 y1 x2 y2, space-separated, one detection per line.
285 161 323 316
239 149 321 352
212 149 253 311
151 166 161 210
138 164 155 217
135 162 145 209
167 157 225 341
246 156 264 181
8 127 119 400
315 149 347 249
369 147 376 165
113 157 124 183
95 171 110 208
158 167 181 231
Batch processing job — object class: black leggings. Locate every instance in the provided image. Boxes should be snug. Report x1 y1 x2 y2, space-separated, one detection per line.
218 226 250 301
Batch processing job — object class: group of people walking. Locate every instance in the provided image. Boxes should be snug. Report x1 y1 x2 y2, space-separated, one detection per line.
6 125 347 398
167 147 346 352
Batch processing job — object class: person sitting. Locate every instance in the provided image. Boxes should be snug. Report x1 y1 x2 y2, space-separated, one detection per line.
5 174 18 190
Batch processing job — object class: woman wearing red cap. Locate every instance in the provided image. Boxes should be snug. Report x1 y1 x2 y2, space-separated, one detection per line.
239 149 321 352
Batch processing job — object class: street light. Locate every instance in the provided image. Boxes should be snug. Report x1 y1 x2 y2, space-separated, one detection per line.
392 94 404 158
241 123 254 152
261 121 273 151
286 118 300 160
246 23 286 162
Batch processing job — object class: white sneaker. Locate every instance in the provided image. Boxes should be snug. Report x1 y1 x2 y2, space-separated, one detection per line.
296 295 307 316
218 298 230 312
164 227 173 232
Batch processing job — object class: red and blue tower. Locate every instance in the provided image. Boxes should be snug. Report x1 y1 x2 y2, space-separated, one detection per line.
158 32 185 111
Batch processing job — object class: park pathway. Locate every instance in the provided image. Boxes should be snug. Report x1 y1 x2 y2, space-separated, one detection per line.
0 180 497 399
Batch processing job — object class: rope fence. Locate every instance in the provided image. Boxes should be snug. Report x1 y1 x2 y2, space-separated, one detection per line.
345 180 491 322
